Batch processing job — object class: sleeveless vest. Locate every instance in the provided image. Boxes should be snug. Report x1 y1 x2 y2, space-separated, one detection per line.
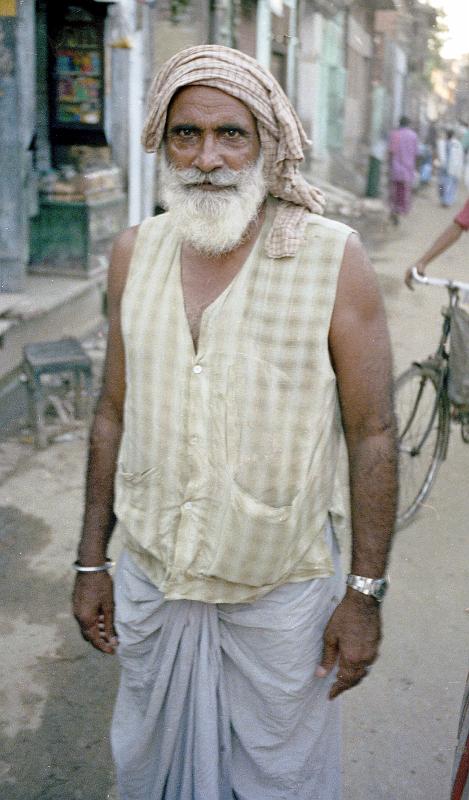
114 200 352 602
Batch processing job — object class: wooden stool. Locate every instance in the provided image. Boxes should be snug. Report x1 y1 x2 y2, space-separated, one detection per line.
23 338 93 448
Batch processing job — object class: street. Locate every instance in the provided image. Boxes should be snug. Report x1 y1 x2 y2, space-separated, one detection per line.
343 187 469 799
0 187 468 799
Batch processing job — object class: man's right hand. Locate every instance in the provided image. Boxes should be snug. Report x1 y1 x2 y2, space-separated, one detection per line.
72 572 118 655
405 261 425 290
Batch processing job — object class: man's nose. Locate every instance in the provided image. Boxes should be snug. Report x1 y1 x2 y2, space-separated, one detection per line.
192 134 224 172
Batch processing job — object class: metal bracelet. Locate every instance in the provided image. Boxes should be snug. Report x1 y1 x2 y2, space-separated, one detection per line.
73 559 115 573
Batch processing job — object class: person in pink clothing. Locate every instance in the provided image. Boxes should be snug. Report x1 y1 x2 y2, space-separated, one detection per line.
388 116 419 225
404 197 469 288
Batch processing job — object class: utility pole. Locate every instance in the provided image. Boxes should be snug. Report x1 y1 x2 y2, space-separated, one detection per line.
256 0 271 69
209 0 234 46
285 0 297 102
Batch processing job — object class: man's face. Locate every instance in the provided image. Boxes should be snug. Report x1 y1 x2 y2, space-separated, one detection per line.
160 85 266 256
165 85 261 176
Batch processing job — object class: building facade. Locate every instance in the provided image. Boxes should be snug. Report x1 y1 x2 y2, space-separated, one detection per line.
0 0 443 427
1 0 443 293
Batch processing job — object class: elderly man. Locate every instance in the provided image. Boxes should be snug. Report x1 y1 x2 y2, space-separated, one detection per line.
73 46 397 800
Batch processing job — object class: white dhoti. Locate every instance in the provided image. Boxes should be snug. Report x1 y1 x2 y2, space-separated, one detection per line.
111 530 343 800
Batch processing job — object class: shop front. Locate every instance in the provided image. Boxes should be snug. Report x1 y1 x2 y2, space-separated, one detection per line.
30 0 126 279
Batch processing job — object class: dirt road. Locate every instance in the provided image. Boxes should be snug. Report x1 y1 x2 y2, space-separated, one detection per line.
0 187 467 799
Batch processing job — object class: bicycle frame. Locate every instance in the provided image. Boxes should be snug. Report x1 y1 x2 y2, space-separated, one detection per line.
395 270 469 528
413 276 460 361
411 267 469 367
410 268 469 458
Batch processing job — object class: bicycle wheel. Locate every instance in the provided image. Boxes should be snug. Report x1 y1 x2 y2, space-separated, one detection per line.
395 364 449 529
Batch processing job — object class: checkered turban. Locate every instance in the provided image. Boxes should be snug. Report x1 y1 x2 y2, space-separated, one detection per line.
141 45 325 258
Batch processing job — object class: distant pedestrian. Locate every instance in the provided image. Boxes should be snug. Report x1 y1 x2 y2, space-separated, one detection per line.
387 116 419 225
461 122 469 193
437 129 464 207
418 142 433 187
426 121 438 158
459 120 469 155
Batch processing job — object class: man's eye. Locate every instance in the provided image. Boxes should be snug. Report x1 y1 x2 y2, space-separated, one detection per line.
171 128 198 139
224 129 240 138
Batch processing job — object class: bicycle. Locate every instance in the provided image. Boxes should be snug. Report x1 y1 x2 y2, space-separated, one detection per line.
395 267 469 530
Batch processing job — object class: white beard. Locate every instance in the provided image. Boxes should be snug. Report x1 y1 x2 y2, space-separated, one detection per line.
159 153 267 255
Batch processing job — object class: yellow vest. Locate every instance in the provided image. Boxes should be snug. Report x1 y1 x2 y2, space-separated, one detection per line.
114 199 352 602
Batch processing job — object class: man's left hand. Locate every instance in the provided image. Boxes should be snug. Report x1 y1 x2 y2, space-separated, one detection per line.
315 590 381 699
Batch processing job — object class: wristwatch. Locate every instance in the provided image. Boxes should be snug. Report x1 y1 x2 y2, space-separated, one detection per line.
346 574 389 603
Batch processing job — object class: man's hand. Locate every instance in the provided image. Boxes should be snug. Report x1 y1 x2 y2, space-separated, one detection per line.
315 591 381 699
405 261 425 290
72 572 118 655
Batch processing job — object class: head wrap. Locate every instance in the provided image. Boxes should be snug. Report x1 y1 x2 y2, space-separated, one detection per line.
142 45 325 258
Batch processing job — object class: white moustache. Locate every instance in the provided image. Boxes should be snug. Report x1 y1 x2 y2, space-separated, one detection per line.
174 166 250 188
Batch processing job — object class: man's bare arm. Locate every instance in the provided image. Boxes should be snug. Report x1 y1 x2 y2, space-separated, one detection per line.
72 225 138 654
316 233 398 698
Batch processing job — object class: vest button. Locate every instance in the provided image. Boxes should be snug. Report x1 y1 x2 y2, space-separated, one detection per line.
192 365 203 374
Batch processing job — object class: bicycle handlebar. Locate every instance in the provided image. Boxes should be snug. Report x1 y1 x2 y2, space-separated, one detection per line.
411 267 469 293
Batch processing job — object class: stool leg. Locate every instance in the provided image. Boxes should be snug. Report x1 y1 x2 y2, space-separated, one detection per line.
35 393 49 449
73 370 82 419
25 371 48 449
74 370 86 420
75 367 93 420
84 367 93 419
25 377 36 437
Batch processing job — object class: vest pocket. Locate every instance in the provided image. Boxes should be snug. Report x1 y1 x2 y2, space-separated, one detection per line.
205 480 297 587
224 359 314 507
114 465 160 526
